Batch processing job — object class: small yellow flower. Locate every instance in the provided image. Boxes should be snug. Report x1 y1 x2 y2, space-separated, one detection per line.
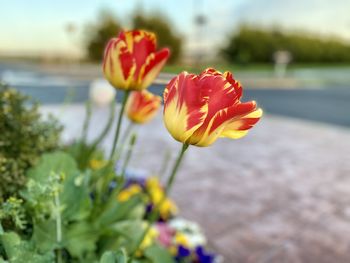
145 176 177 218
175 232 189 248
136 225 159 257
117 185 142 202
146 177 164 204
89 159 106 170
140 226 159 250
159 198 178 220
146 176 162 190
150 187 164 204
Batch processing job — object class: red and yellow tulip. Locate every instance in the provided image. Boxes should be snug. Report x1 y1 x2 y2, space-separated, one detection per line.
163 68 262 147
103 30 170 91
126 90 162 124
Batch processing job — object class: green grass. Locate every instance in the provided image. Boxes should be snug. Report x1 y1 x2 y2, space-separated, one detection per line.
163 63 350 74
162 63 273 74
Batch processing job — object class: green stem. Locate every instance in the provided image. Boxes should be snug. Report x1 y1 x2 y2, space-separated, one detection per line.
106 133 138 204
121 122 133 145
121 133 137 178
91 100 116 148
158 149 172 179
109 90 130 161
128 144 189 261
115 122 134 161
82 101 92 142
59 87 76 115
77 100 116 170
57 248 62 263
54 192 62 263
98 91 130 199
165 143 189 194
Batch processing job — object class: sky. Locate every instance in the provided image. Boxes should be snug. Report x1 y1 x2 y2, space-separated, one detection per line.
1 0 350 58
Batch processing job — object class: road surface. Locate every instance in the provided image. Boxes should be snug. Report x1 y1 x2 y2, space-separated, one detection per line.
1 62 349 127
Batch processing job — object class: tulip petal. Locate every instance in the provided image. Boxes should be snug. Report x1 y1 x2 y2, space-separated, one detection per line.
188 101 262 146
221 106 263 139
138 48 170 90
119 30 156 54
120 30 157 79
223 71 243 100
163 72 208 143
198 68 242 121
186 111 226 147
126 91 161 124
103 38 136 89
104 30 167 90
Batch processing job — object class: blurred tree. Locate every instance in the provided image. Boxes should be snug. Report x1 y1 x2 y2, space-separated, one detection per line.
85 11 182 63
222 26 350 64
132 13 182 63
85 11 121 61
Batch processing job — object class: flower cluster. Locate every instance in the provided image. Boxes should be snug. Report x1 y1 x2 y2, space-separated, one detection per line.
117 176 177 221
156 218 221 263
117 174 221 262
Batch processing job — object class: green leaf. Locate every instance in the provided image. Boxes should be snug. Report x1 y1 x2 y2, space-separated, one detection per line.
63 222 99 258
0 232 21 259
61 170 92 221
27 151 77 183
99 220 144 253
31 219 57 252
144 244 175 263
100 248 128 263
0 232 54 263
97 195 143 227
100 251 116 263
24 151 92 222
110 220 144 241
32 219 100 258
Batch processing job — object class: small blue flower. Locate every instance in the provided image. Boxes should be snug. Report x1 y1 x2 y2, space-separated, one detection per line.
178 245 191 257
195 246 216 263
175 245 192 262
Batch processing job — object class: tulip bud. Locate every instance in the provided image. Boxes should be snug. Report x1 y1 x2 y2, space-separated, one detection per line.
126 90 161 124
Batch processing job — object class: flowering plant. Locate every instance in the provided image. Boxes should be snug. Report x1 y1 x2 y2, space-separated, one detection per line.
0 29 261 263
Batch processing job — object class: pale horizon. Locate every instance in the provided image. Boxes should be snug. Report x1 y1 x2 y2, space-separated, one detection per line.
1 0 350 59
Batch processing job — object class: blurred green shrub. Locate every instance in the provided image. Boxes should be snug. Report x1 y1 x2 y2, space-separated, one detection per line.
85 11 182 63
222 26 350 64
0 84 62 199
85 12 122 62
132 13 182 63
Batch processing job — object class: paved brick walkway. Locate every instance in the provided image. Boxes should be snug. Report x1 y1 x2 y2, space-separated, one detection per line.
43 105 350 263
